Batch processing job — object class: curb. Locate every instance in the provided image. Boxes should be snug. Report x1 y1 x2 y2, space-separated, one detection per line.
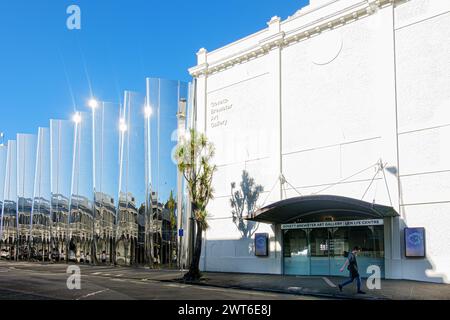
164 278 387 301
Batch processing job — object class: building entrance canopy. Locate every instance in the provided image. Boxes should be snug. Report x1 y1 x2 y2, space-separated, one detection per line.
248 195 399 224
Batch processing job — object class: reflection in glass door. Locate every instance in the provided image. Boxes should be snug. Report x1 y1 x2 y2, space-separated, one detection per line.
283 229 310 275
329 228 349 276
349 226 385 278
309 228 331 275
283 225 385 277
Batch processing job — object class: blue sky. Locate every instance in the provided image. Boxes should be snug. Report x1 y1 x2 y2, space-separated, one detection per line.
0 0 308 139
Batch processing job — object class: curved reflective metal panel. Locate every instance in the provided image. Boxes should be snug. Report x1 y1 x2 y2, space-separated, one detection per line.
0 145 7 256
178 81 195 269
0 78 191 266
50 119 74 261
70 111 94 263
93 102 120 264
17 133 38 259
1 140 17 257
117 91 146 265
31 127 51 260
146 78 188 266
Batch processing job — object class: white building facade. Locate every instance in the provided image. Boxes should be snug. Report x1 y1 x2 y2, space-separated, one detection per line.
187 0 450 283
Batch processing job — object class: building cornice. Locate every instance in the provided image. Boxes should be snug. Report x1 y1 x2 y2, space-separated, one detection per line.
189 0 395 77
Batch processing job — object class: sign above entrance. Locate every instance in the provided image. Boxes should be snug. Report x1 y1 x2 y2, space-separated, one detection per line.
281 219 384 230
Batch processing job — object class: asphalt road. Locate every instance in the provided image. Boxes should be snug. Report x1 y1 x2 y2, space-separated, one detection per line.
0 261 322 300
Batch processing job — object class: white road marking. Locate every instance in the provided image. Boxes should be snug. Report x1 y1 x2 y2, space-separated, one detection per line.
195 286 278 297
76 289 109 300
322 277 336 288
164 283 188 288
115 274 123 277
92 272 101 275
288 286 303 291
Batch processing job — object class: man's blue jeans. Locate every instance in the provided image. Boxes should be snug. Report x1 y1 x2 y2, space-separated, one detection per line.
340 274 361 291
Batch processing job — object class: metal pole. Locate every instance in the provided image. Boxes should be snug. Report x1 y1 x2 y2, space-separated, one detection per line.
91 104 97 265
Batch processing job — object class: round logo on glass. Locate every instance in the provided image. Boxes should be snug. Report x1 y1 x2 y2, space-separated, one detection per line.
407 232 423 246
256 237 265 247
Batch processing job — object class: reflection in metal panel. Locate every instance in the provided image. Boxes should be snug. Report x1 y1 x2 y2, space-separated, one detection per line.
17 134 37 235
50 119 74 259
70 111 94 262
1 141 17 243
178 80 195 268
0 145 7 241
146 78 188 266
0 78 190 266
32 128 52 246
117 91 146 265
17 134 37 258
93 102 120 263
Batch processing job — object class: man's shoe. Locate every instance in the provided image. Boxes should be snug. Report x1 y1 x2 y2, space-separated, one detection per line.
357 290 366 294
338 284 343 292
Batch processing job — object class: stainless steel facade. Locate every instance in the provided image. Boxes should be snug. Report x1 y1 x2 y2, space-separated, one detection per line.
0 78 188 266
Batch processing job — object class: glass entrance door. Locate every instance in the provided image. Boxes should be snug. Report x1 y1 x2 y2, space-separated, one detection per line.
283 224 385 277
329 228 349 276
283 229 310 275
309 228 331 275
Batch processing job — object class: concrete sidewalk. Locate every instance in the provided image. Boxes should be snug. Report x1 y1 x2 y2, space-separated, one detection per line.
175 272 450 300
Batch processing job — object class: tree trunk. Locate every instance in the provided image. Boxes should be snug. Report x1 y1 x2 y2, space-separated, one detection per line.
183 220 203 281
149 231 155 267
169 232 172 269
92 236 99 265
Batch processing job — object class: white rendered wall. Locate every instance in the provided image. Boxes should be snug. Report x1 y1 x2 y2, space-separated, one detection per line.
394 0 450 283
281 7 398 208
199 53 282 274
192 0 450 283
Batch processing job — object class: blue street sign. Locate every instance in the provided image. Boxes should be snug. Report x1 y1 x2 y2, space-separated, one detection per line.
178 229 184 237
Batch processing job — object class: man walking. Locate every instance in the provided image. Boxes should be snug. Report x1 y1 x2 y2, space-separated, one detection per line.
338 246 366 294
